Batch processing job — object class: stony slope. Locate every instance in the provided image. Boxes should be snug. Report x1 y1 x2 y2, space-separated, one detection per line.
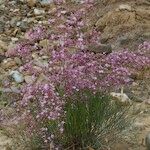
0 0 150 150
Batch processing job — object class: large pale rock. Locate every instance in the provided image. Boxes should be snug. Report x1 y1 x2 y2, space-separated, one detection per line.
96 11 136 30
119 4 132 11
110 92 131 104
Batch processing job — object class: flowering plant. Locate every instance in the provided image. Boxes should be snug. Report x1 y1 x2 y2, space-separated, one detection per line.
1 0 150 149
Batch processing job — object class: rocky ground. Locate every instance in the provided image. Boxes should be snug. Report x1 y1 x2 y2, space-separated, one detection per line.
0 0 150 149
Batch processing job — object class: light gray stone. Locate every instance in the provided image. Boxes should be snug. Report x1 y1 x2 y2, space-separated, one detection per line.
9 70 24 83
119 4 132 11
34 8 45 15
39 0 53 6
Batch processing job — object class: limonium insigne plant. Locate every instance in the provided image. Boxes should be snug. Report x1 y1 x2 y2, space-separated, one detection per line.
1 0 150 149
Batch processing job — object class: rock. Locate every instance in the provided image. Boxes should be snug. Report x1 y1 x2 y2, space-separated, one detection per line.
9 70 24 83
10 17 18 28
12 28 19 36
20 21 28 32
110 92 131 104
127 93 143 102
0 16 5 24
37 73 48 83
10 86 20 93
27 0 37 7
39 39 49 48
14 57 22 65
32 53 49 67
133 122 146 130
100 37 109 44
24 17 35 24
32 52 39 59
24 75 35 84
96 11 136 31
11 37 19 43
1 59 17 69
17 0 24 4
144 99 150 105
34 8 45 15
142 32 150 39
118 36 132 46
146 132 150 150
34 58 49 67
41 55 49 59
88 44 112 54
136 9 150 20
16 21 21 27
33 66 43 72
118 4 132 11
39 0 53 6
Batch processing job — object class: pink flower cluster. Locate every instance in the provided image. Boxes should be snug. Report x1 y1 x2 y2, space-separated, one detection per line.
21 83 63 120
25 26 47 42
105 50 150 70
138 41 150 55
